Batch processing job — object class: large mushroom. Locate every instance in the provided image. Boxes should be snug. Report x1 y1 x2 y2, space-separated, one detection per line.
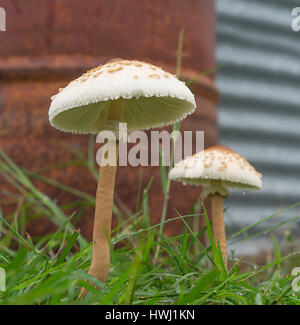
168 145 262 266
49 59 196 284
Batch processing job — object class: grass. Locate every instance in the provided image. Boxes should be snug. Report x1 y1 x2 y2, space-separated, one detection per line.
1 147 300 305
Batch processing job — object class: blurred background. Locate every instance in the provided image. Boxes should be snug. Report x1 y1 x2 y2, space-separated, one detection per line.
0 0 299 261
216 0 300 257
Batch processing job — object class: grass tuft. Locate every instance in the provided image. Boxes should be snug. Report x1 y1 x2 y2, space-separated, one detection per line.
1 149 300 305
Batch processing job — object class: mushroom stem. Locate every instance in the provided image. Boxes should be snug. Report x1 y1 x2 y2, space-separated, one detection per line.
88 141 119 283
87 99 125 285
211 195 227 267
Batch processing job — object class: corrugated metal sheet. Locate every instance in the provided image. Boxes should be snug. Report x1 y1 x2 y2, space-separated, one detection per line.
216 0 300 256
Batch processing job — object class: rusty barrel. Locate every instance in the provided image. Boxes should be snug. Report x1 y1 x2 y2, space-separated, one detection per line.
0 0 218 238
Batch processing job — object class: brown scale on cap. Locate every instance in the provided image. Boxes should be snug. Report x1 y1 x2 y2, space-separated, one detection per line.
219 161 227 171
108 66 124 73
79 65 104 80
120 62 132 66
87 65 103 74
53 59 170 96
212 145 261 177
149 73 161 79
93 71 103 78
204 161 213 168
239 163 245 170
205 144 257 172
180 144 261 178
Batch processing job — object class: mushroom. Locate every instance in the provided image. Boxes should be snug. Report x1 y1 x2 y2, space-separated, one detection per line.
168 145 262 266
48 59 196 284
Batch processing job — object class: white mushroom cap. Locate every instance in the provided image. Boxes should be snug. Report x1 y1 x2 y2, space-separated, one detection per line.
49 59 196 134
169 145 262 196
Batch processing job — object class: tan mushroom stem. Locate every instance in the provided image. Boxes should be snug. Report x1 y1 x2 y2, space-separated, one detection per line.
87 99 124 283
201 181 228 267
211 195 227 267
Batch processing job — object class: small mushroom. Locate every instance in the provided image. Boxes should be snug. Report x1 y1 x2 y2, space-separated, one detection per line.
48 59 196 285
168 145 262 266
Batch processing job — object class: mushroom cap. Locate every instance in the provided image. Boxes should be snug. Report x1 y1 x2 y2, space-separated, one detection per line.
169 145 262 191
49 59 196 134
